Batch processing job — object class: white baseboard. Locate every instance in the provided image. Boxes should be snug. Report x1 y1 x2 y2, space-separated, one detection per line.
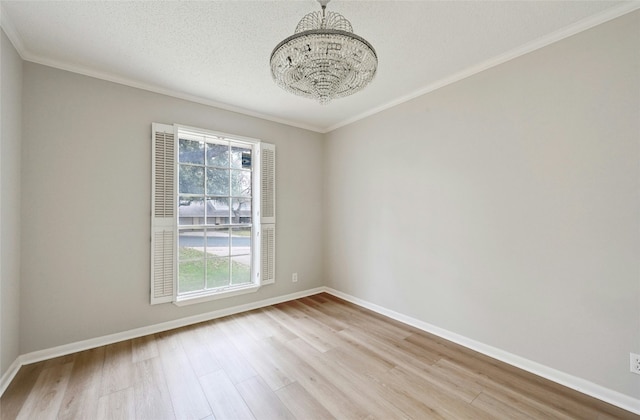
0 286 324 397
0 357 22 396
324 287 640 416
3 285 638 415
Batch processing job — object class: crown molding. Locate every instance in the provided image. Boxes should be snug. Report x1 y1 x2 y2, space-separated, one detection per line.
2 2 639 135
0 3 26 58
323 1 640 133
0 4 324 134
24 54 325 133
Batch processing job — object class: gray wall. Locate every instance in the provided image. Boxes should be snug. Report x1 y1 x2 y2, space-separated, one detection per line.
20 63 324 354
1 29 22 378
4 8 639 403
324 11 640 398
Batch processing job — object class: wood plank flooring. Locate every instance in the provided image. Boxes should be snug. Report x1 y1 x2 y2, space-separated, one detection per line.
1 293 638 419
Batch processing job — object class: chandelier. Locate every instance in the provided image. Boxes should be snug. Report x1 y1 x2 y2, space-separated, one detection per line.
270 0 377 105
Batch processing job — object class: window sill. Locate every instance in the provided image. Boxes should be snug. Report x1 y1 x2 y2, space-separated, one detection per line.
173 284 260 307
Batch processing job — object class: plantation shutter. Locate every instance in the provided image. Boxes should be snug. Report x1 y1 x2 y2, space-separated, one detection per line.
151 123 176 304
260 142 276 285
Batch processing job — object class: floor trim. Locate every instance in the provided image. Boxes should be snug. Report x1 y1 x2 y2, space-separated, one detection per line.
323 287 640 415
0 286 324 397
0 357 21 397
3 285 639 415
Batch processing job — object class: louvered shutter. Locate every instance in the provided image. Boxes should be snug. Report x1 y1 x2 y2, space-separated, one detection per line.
260 143 276 224
260 143 276 285
260 224 276 285
151 123 176 304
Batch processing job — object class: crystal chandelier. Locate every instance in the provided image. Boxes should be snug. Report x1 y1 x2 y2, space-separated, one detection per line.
270 0 377 105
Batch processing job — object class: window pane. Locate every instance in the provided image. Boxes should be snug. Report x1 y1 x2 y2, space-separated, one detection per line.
179 229 204 257
231 256 251 285
179 197 204 226
206 198 230 225
206 168 229 196
231 146 252 169
206 143 229 167
180 165 204 194
231 170 251 197
175 130 258 300
206 228 229 257
231 227 251 256
178 228 206 293
179 259 205 293
230 198 251 224
206 257 230 289
179 139 205 164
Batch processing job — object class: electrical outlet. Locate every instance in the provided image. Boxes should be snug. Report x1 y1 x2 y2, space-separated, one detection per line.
292 273 298 283
631 353 640 375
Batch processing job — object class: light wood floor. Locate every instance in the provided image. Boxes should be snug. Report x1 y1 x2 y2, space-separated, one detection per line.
1 293 637 420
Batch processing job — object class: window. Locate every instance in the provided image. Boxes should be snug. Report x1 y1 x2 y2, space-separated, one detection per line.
151 124 275 305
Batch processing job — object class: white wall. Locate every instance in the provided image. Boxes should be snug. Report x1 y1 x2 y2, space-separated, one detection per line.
0 29 22 378
324 11 640 399
20 63 324 354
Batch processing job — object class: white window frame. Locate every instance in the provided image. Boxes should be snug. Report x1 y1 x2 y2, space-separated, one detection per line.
151 123 275 306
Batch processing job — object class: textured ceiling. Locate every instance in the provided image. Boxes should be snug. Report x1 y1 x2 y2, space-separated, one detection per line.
1 1 637 132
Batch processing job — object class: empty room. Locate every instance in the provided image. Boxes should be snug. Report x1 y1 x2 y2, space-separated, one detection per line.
1 0 639 418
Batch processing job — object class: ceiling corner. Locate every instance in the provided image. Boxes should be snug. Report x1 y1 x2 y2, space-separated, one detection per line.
0 3 27 59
